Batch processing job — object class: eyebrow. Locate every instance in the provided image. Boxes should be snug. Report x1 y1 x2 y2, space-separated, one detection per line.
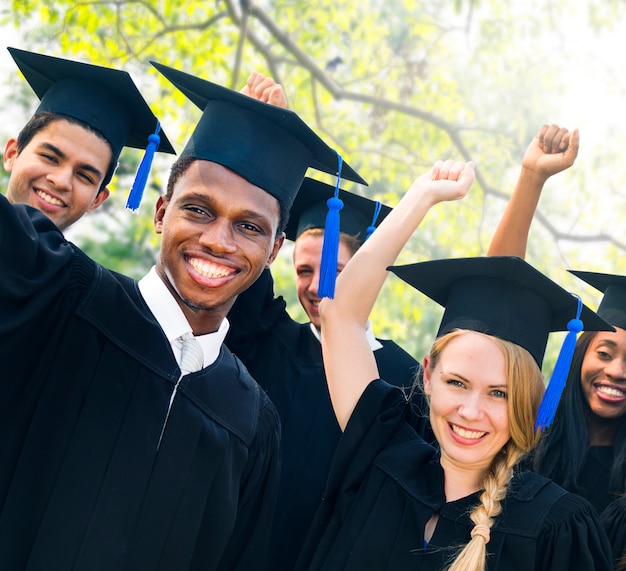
593 338 618 348
445 371 507 389
39 142 105 180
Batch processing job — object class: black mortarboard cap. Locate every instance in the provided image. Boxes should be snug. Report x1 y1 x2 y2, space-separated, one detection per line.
569 270 626 330
150 61 367 210
284 177 391 242
388 256 613 367
8 47 175 183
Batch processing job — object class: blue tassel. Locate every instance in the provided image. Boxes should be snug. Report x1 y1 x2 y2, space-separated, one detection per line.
535 296 584 432
318 152 344 299
126 122 161 212
365 201 382 241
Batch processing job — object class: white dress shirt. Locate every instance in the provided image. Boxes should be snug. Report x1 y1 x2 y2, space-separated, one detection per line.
138 266 229 369
309 320 383 351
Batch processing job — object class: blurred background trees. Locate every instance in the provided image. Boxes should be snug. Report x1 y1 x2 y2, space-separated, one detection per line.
2 0 626 362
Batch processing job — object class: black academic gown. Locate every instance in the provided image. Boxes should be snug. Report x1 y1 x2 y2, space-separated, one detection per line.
294 380 613 571
578 446 617 514
226 268 430 571
0 196 280 571
601 495 626 566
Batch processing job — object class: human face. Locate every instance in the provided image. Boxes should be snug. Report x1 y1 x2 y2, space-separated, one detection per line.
423 332 510 476
154 160 284 334
4 119 111 230
293 232 354 329
580 327 626 421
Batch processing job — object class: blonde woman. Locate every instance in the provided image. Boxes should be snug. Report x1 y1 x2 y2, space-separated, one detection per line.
295 160 613 570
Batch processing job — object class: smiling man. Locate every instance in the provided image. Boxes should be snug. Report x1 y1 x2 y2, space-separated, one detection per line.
0 62 365 570
2 48 175 230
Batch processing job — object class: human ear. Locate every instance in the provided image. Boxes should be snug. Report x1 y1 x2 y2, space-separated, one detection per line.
423 355 432 396
88 188 110 212
154 196 168 234
266 232 285 268
3 138 19 171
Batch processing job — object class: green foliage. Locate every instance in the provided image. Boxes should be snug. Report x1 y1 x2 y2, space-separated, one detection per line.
5 0 626 373
67 159 164 279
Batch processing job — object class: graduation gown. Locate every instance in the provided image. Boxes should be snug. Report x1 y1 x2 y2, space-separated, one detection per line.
226 268 429 571
294 380 613 571
601 496 626 566
578 446 617 514
0 196 280 570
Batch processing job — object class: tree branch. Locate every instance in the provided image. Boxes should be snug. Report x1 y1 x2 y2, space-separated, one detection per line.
192 0 626 253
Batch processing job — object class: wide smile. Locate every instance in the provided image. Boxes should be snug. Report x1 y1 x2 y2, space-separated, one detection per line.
448 422 487 444
187 256 238 285
35 188 66 209
593 383 626 403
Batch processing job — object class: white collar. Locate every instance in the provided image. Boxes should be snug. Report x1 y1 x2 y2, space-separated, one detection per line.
309 320 383 351
138 266 230 367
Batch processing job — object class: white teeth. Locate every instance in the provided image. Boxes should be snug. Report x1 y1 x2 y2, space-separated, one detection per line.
597 386 626 398
189 258 233 278
450 424 486 440
37 190 64 206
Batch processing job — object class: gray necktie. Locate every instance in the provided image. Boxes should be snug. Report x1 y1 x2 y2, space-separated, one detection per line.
179 332 204 374
157 332 204 449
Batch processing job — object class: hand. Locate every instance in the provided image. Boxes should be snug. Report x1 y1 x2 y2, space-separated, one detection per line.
410 160 475 206
522 123 579 179
240 72 287 108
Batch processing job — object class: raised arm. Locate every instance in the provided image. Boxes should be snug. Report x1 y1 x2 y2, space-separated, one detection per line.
487 124 579 258
319 160 475 430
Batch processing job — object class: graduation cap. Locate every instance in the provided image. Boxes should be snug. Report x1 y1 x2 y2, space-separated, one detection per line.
284 177 391 242
285 177 389 297
569 270 626 330
388 256 614 430
8 47 176 209
150 60 367 212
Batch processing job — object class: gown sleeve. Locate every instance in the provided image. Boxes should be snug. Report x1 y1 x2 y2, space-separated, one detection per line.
325 380 412 498
601 495 626 565
295 381 418 567
536 492 613 570
0 194 73 333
